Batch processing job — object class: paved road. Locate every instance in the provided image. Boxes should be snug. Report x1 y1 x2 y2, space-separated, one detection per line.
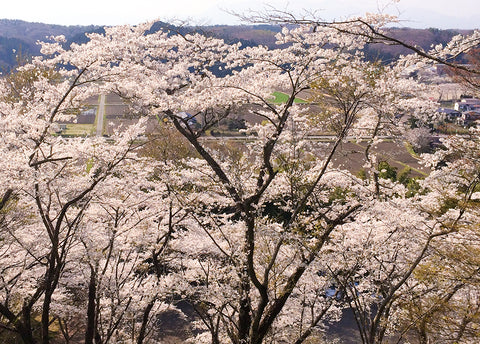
199 135 394 141
96 94 106 136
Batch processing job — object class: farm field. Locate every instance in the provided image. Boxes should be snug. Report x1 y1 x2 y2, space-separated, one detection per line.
68 93 427 178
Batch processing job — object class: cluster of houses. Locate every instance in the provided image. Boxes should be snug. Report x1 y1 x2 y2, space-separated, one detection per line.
438 97 480 127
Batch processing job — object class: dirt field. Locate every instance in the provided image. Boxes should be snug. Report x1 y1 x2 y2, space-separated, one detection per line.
330 140 428 176
79 94 427 177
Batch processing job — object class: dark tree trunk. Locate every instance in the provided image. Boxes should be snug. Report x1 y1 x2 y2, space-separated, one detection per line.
85 267 97 344
41 268 56 344
137 300 154 344
0 302 36 344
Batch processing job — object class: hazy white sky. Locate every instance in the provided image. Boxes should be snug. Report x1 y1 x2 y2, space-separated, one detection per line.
1 0 479 29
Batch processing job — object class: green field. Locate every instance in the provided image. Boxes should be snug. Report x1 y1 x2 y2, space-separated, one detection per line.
270 91 307 104
62 124 95 136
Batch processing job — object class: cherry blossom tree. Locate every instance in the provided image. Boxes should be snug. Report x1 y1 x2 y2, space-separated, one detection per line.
102 21 443 344
231 9 480 343
0 29 166 343
392 131 480 344
1 13 478 344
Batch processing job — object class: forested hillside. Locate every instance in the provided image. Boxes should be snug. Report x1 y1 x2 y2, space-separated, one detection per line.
0 19 102 70
0 18 473 70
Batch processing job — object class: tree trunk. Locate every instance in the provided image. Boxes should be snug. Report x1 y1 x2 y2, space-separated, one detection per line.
41 277 54 344
237 270 252 343
22 302 36 344
137 300 154 344
0 302 37 344
85 267 97 344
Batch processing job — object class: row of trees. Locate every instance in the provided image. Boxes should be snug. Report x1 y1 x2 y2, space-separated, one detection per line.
0 12 479 344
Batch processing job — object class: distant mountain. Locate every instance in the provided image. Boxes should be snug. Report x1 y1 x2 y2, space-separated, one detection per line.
203 25 472 62
0 19 101 42
0 19 102 70
363 27 473 63
0 18 473 71
203 24 282 48
0 35 31 67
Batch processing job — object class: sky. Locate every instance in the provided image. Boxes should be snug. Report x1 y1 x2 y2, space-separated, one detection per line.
1 0 479 29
